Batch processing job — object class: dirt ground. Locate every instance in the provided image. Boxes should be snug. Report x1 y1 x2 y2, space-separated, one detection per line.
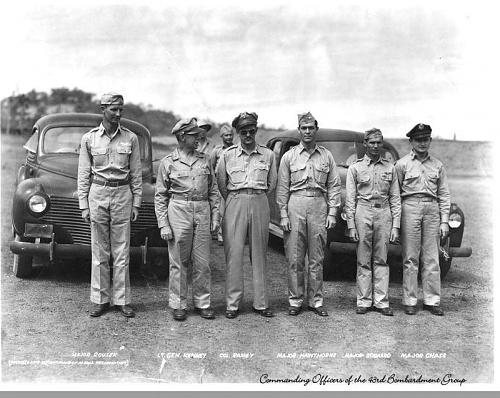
0 134 494 388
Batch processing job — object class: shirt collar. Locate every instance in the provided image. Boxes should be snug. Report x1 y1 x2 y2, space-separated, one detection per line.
363 154 384 164
298 142 320 154
98 122 122 138
237 143 261 156
410 150 430 162
171 148 203 164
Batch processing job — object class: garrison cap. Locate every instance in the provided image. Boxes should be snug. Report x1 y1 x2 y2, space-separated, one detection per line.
232 112 258 130
364 127 383 141
298 111 316 126
220 124 233 135
100 92 124 105
171 117 204 135
198 120 212 132
407 123 432 139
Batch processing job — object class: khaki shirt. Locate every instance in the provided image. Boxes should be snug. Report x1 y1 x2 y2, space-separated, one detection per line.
395 150 451 223
216 143 277 199
210 144 230 173
154 148 220 229
276 142 341 218
77 123 142 210
345 154 401 229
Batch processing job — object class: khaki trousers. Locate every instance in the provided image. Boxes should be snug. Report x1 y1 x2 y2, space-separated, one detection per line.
89 184 132 305
284 194 327 308
167 200 211 310
223 192 270 311
354 203 392 308
401 198 441 306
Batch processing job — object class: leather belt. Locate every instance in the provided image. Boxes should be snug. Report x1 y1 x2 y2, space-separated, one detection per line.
403 195 436 202
292 189 324 197
170 193 208 201
91 177 129 187
233 189 266 195
358 201 388 208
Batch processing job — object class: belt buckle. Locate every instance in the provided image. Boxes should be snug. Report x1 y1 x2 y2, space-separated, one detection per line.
374 203 381 208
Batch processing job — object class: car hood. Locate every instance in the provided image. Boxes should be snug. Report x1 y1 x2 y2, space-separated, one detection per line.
38 154 79 178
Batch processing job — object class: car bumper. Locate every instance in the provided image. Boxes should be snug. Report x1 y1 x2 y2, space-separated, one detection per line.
329 242 472 258
10 240 168 264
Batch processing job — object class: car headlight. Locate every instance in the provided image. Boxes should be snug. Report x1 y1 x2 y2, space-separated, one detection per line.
448 213 462 229
27 193 49 216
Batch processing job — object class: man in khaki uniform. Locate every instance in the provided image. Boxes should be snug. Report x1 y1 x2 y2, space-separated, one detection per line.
210 124 234 245
155 118 219 321
276 112 341 317
197 120 213 155
217 112 277 319
78 92 142 318
395 123 450 316
345 128 401 316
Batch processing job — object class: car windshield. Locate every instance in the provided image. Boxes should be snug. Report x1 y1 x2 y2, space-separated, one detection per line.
42 126 147 159
319 141 358 168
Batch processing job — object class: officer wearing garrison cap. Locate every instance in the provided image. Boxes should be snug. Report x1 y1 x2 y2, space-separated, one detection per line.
78 92 142 318
345 128 401 316
217 112 277 318
155 118 220 321
395 123 450 316
276 112 341 317
210 124 235 245
197 120 213 155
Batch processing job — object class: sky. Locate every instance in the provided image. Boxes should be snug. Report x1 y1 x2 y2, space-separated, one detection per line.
1 0 499 140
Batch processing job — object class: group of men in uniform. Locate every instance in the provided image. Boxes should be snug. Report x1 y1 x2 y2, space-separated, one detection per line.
77 92 451 320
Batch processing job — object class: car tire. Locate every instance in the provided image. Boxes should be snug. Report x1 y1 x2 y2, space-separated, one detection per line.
13 234 33 278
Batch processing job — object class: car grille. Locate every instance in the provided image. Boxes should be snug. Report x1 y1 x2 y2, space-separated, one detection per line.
40 196 158 245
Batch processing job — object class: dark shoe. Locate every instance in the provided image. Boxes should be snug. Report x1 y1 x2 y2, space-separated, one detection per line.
116 305 135 318
356 306 371 315
90 303 110 317
253 307 275 317
288 306 302 316
423 304 444 316
374 307 394 316
307 306 328 317
217 238 224 246
404 305 417 315
195 307 215 319
173 308 187 321
225 309 239 319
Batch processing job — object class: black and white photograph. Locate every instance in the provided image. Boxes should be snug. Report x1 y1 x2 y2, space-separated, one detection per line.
0 0 497 391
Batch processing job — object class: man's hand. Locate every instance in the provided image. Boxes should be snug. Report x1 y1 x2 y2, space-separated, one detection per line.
161 226 173 241
349 228 359 242
390 227 399 243
280 217 291 232
326 215 336 229
211 219 220 234
131 206 140 221
440 222 449 240
81 209 90 223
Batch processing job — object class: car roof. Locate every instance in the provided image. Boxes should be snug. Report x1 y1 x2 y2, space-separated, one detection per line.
271 128 366 142
34 113 151 137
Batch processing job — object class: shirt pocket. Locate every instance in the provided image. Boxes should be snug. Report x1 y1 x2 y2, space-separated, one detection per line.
426 171 439 191
314 163 329 184
116 142 132 167
90 147 108 168
227 163 246 185
195 165 211 188
403 171 421 191
379 171 393 194
290 163 307 184
252 161 269 183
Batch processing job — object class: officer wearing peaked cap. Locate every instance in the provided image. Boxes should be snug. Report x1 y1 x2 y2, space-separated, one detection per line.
155 117 220 321
197 120 213 155
276 112 341 317
217 112 277 319
395 123 450 316
78 92 142 318
345 127 401 316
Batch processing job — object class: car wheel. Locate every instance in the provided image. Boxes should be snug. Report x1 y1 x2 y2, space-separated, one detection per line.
13 234 33 278
440 257 452 279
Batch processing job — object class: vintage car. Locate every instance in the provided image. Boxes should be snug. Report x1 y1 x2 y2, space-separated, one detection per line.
266 128 472 279
10 113 168 278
